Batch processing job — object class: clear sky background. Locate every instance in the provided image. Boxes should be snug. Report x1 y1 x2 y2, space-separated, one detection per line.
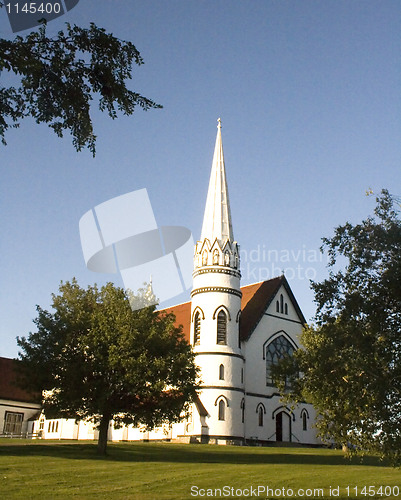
1 1 400 358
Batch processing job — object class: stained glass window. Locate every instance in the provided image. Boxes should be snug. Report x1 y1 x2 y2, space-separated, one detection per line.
265 335 295 386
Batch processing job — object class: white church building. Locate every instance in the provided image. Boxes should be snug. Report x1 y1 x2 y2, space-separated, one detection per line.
23 121 319 445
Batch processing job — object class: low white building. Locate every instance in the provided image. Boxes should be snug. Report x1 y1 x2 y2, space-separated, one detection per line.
29 121 319 446
0 357 41 437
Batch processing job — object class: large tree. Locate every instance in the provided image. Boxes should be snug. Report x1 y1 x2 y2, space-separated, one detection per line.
17 280 199 455
0 20 161 155
274 190 401 465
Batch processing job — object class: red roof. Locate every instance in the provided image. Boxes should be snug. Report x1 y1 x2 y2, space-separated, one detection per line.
161 276 305 343
0 357 41 403
163 301 192 342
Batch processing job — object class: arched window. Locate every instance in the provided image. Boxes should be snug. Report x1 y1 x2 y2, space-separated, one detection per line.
258 406 264 427
265 335 295 386
219 364 224 380
218 400 225 421
301 409 309 431
285 303 288 315
202 250 208 266
213 248 220 265
194 311 201 346
276 300 280 312
280 294 284 313
217 310 227 345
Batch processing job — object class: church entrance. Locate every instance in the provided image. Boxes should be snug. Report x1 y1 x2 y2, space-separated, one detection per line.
275 411 291 442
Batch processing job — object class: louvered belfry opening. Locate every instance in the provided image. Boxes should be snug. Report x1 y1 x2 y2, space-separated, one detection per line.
217 310 227 345
194 312 201 345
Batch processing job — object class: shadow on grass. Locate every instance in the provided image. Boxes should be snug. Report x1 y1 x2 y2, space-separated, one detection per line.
0 440 388 468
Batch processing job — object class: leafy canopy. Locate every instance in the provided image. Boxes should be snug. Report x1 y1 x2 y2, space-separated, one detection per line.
274 190 401 465
17 279 199 454
0 21 161 155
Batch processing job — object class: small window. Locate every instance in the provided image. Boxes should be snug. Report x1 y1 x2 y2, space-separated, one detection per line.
48 421 52 432
217 310 227 345
194 311 201 346
219 364 224 380
202 250 208 266
241 400 245 423
258 406 264 427
218 400 225 421
280 294 284 313
302 412 307 431
276 300 279 312
238 314 241 348
241 368 244 384
285 303 288 315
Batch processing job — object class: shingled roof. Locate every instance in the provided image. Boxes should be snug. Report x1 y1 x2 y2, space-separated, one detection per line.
163 275 305 343
0 357 41 403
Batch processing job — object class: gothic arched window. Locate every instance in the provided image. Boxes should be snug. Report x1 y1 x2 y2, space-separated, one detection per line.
202 250 208 266
265 335 295 386
258 406 264 427
301 409 309 431
218 399 225 421
194 311 201 346
219 364 224 380
217 310 227 345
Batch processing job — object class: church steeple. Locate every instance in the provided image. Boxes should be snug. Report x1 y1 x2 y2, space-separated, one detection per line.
200 118 234 243
190 119 244 442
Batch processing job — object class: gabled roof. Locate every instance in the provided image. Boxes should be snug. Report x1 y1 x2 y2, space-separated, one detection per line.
240 275 306 341
162 275 306 344
0 357 41 404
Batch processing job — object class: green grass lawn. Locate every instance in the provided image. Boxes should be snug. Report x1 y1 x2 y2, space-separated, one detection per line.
0 440 399 499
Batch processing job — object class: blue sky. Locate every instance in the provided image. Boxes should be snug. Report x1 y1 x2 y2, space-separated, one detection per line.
1 1 400 358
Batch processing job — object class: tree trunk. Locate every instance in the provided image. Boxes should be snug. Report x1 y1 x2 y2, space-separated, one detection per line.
97 414 110 455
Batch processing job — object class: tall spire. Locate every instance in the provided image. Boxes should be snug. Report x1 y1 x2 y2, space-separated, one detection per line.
200 119 234 243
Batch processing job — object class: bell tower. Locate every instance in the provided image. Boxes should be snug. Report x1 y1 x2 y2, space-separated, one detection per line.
190 119 244 443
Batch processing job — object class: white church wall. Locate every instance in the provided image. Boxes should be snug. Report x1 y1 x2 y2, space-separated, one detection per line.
191 289 241 355
195 388 244 442
195 353 244 388
242 285 320 445
244 286 303 398
244 394 281 442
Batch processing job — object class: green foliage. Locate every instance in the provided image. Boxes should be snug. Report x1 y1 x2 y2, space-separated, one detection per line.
274 190 401 466
17 280 199 454
0 22 162 154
